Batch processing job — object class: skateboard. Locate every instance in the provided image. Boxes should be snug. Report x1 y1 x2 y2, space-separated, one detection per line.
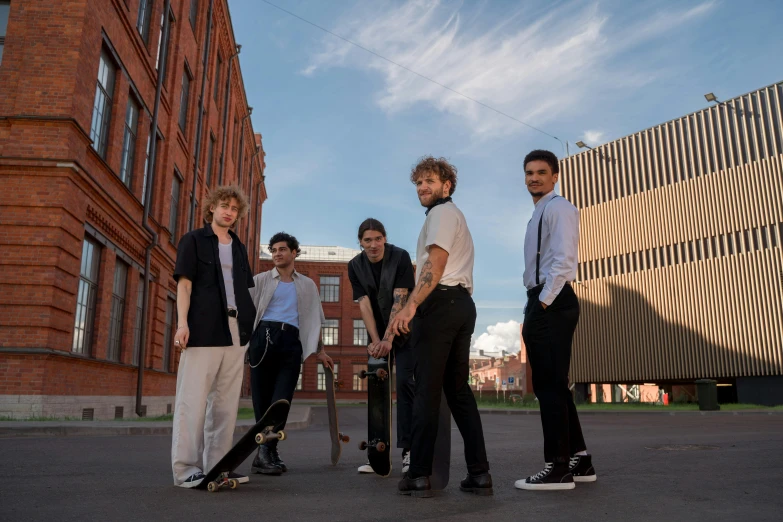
359 355 392 476
430 393 451 490
197 399 290 492
325 364 350 465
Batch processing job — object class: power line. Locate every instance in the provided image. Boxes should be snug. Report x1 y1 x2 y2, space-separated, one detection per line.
259 0 567 153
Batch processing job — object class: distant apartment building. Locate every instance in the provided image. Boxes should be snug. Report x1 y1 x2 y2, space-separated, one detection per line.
559 81 783 405
0 0 267 419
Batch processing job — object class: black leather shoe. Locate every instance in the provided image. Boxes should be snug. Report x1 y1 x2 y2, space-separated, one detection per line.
270 445 287 472
398 473 434 498
251 445 283 475
459 472 494 496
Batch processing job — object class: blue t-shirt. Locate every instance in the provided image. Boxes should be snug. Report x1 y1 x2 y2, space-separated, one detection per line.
261 281 299 328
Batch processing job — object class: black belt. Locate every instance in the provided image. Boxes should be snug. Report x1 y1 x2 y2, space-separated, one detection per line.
227 308 238 318
259 320 299 335
436 283 468 293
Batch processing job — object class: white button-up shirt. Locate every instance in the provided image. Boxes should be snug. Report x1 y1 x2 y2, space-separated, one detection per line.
523 190 579 306
249 267 325 361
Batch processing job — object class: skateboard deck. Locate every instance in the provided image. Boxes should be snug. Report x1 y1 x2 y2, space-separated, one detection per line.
430 393 451 490
197 399 290 492
325 365 349 465
359 355 392 476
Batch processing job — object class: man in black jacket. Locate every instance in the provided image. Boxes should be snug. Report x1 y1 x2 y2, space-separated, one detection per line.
170 185 257 488
348 218 416 474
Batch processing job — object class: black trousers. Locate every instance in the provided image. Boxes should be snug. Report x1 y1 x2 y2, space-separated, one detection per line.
408 286 489 477
249 324 302 447
394 338 415 450
522 283 586 463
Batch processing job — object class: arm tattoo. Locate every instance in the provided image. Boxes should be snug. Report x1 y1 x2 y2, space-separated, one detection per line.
317 339 324 353
412 260 434 306
383 289 409 342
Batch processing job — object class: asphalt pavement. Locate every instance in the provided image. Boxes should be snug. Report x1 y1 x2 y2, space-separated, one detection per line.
1 407 781 521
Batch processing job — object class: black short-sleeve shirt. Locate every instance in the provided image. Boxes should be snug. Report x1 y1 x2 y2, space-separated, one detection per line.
173 224 256 347
348 248 415 333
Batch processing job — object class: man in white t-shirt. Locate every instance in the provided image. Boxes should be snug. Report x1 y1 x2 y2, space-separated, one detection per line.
390 156 492 498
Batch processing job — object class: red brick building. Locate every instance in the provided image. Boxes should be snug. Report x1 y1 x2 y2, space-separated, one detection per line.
250 244 399 400
0 0 267 419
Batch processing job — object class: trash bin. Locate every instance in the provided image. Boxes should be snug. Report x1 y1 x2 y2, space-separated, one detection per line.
695 379 720 411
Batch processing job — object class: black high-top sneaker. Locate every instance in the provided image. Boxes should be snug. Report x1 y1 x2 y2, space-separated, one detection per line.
515 462 575 491
251 445 283 475
270 445 287 472
569 454 597 482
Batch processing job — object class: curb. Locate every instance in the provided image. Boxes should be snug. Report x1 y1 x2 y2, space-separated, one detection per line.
478 408 783 416
0 406 313 439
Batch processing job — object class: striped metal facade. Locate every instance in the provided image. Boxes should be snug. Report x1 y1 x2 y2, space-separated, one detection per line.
560 81 783 384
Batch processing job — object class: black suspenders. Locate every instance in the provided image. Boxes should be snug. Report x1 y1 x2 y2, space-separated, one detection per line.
535 196 559 286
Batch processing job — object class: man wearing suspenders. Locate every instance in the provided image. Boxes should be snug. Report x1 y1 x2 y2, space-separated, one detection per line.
516 150 597 491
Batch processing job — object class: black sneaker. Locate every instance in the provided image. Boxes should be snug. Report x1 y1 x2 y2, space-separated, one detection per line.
515 462 575 491
178 471 205 488
251 445 283 475
228 471 249 484
459 472 494 496
569 455 597 482
270 445 287 473
398 473 434 498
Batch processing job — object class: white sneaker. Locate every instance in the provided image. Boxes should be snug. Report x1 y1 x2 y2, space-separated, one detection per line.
358 462 374 473
402 450 411 474
178 471 205 488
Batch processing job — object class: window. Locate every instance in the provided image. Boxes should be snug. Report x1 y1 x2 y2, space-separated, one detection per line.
119 97 140 188
353 364 367 391
163 298 174 372
137 0 154 44
155 9 172 83
353 319 368 346
178 64 192 132
296 364 303 391
107 261 128 362
72 237 101 355
90 48 117 159
169 171 182 244
189 0 198 30
0 1 9 66
322 319 339 345
320 275 340 302
206 133 215 186
213 53 222 102
132 273 144 365
317 362 340 391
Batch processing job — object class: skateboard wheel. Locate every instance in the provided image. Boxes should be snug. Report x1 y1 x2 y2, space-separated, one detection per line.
228 479 238 489
207 481 219 492
340 433 350 443
377 369 388 380
359 441 368 451
278 430 286 441
376 442 387 452
255 433 266 445
359 370 367 379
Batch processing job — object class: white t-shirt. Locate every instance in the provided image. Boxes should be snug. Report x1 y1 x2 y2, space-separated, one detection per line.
218 240 236 309
415 201 475 294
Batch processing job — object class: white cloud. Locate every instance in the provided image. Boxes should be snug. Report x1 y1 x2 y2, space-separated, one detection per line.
582 129 605 145
471 320 521 355
303 0 716 139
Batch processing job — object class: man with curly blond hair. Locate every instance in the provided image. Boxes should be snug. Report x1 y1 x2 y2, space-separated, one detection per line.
392 156 492 498
170 185 257 488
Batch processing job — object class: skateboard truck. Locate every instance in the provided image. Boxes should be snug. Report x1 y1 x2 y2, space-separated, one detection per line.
359 368 389 381
255 428 286 445
206 472 239 493
358 439 386 452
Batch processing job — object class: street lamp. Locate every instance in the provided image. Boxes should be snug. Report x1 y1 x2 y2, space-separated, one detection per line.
704 92 719 103
575 140 592 149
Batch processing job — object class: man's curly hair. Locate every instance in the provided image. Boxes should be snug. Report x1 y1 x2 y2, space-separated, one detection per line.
202 185 249 226
268 232 301 256
409 156 458 196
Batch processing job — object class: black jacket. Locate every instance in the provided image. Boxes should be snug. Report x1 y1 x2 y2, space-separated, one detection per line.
173 224 256 347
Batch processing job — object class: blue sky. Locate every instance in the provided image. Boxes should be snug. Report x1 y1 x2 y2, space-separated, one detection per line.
228 0 783 349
